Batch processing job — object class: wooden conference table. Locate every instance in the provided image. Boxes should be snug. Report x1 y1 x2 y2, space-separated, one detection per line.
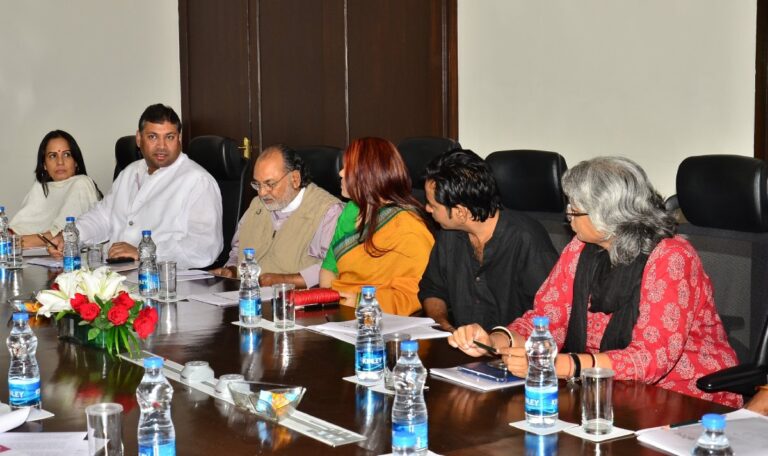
0 264 732 455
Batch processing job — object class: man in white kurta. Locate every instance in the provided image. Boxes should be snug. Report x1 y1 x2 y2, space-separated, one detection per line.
50 104 223 269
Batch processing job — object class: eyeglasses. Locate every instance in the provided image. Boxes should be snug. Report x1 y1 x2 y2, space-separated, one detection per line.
251 171 291 193
565 203 589 222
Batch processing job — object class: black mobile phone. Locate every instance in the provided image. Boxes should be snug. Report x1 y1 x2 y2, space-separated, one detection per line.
457 361 522 383
105 256 135 264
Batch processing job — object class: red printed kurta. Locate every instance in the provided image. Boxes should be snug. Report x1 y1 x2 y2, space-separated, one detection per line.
509 236 742 408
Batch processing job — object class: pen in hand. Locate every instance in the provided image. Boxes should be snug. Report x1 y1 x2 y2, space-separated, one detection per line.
472 339 497 354
37 234 57 249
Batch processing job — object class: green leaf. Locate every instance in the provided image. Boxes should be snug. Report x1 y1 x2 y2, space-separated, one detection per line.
54 311 69 321
87 327 101 341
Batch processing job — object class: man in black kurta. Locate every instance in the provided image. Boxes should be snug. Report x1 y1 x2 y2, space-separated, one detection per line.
418 150 558 332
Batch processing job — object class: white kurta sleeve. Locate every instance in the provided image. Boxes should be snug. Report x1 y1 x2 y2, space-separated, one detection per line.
156 174 223 269
76 176 122 244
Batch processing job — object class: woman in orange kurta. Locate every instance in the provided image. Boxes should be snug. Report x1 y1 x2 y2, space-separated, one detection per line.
320 137 434 315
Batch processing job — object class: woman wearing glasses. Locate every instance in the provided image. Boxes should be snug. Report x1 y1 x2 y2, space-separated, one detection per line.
10 130 102 247
449 156 741 407
320 137 435 315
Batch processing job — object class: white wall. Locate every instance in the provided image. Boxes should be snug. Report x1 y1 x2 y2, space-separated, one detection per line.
458 1 757 197
0 1 181 215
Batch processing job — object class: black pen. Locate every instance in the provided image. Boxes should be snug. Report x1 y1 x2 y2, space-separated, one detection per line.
472 339 497 354
669 419 700 428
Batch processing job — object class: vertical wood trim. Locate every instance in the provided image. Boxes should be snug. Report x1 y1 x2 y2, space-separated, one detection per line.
343 0 350 147
756 0 767 160
244 0 253 150
446 0 458 141
178 0 191 147
254 0 264 154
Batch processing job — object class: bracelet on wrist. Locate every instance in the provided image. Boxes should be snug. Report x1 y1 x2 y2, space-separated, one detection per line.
567 353 582 383
490 326 514 347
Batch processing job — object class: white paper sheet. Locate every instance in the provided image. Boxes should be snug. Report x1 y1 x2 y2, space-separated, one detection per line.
25 258 62 269
307 314 449 344
186 289 274 307
0 409 29 433
635 409 768 456
430 367 525 392
0 432 87 455
22 247 49 257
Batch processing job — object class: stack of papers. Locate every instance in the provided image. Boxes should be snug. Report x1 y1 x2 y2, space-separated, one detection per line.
22 247 50 257
636 409 768 456
307 314 450 344
187 288 275 307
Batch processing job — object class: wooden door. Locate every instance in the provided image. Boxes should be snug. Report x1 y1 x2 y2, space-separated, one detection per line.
179 0 457 153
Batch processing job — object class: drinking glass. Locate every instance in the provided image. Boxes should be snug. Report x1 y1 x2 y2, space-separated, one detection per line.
272 283 295 329
85 402 124 455
581 367 615 435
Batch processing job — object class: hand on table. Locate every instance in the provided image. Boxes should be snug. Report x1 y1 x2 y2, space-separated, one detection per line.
209 266 238 278
107 242 139 261
47 234 64 258
497 346 528 378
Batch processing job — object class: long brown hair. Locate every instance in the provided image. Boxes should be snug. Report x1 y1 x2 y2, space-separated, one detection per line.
343 137 429 256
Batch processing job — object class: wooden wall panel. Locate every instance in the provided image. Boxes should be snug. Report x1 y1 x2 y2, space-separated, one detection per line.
179 0 252 145
256 0 347 151
347 0 448 143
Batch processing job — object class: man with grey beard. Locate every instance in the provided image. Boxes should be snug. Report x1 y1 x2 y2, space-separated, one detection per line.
210 144 342 288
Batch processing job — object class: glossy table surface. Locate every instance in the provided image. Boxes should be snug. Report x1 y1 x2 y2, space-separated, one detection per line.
0 264 732 455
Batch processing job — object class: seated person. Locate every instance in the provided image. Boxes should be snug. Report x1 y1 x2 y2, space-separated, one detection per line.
11 130 102 247
320 137 435 315
449 156 742 408
210 145 342 287
49 104 222 269
419 149 558 332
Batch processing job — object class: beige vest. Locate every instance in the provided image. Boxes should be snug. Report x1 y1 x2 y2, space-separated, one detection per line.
238 183 340 273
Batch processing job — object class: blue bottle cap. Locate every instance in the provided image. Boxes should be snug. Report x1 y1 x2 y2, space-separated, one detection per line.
361 285 376 295
401 340 418 352
66 216 75 222
143 356 164 369
701 413 726 431
533 316 550 327
0 206 4 212
243 248 255 256
142 230 151 236
12 312 29 322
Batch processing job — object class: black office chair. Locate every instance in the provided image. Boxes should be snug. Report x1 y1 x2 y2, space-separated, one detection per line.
294 146 343 198
114 135 142 180
187 135 249 268
397 136 461 202
674 155 768 397
486 149 571 252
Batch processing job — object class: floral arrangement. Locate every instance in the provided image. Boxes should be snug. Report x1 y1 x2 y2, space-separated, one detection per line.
36 267 158 356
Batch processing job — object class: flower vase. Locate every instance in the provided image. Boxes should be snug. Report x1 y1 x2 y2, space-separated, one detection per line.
57 315 107 349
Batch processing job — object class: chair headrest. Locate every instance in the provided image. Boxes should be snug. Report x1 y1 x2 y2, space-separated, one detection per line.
397 136 461 187
187 136 245 181
114 135 141 164
294 146 343 197
486 150 567 213
677 155 768 232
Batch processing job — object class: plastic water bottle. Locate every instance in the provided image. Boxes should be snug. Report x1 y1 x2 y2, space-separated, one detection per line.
355 286 384 383
0 206 9 266
391 340 428 456
525 316 558 427
138 230 159 297
62 216 81 272
692 414 734 456
137 357 176 456
238 248 262 325
7 312 41 410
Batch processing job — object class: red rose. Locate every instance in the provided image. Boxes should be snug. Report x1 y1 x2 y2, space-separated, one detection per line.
51 283 60 291
133 316 156 339
70 293 89 313
78 303 101 322
107 306 129 326
138 306 158 324
112 291 135 310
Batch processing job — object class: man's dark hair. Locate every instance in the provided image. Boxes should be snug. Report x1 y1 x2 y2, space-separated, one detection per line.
263 144 311 188
138 104 182 133
424 148 502 222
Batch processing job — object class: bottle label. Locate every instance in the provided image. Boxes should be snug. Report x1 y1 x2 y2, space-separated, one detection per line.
240 298 261 317
63 256 81 272
392 420 428 450
139 272 160 292
355 348 384 372
0 240 8 256
138 441 176 456
9 377 41 407
525 385 558 416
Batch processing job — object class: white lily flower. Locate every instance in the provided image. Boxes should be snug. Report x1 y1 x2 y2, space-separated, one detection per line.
35 289 73 317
